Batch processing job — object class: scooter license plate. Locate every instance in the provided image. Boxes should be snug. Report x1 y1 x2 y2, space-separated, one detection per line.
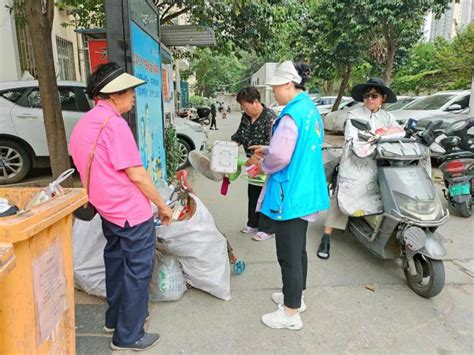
449 184 470 197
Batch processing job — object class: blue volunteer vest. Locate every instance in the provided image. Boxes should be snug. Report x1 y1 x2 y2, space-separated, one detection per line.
261 92 330 221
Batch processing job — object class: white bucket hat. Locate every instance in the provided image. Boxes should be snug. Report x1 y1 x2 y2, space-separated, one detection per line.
266 60 302 86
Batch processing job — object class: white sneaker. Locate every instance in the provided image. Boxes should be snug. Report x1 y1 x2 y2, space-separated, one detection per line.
271 292 306 312
261 305 303 330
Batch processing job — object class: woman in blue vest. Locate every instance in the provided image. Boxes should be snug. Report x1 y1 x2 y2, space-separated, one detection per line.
248 61 330 330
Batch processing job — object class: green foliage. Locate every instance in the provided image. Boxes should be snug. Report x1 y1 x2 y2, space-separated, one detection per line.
438 23 474 84
188 48 249 96
56 0 302 57
164 126 180 184
6 0 27 27
391 25 474 94
189 95 207 107
355 0 451 83
56 0 105 28
297 0 370 79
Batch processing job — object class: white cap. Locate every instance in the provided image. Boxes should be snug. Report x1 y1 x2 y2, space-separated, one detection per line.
265 60 302 86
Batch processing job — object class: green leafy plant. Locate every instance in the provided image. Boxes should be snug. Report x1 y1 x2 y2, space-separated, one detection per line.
164 126 181 184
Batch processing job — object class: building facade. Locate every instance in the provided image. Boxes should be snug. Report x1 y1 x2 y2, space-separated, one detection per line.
0 1 85 82
429 0 474 41
250 62 278 107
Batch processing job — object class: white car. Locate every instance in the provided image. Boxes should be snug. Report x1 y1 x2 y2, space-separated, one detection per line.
173 117 207 169
0 80 206 184
391 90 470 125
322 101 363 133
313 96 351 115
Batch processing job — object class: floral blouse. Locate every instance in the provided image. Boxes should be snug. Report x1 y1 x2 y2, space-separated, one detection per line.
231 107 276 157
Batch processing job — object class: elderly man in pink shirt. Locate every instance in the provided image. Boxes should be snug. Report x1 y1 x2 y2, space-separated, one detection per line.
70 63 171 352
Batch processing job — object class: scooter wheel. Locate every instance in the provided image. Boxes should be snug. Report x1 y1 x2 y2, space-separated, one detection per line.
233 260 246 274
404 254 445 298
455 199 472 218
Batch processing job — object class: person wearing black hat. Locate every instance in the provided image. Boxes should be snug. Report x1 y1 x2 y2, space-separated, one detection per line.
70 62 172 351
317 77 400 260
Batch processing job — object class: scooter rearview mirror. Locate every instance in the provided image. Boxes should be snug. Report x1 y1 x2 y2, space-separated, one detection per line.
350 118 371 132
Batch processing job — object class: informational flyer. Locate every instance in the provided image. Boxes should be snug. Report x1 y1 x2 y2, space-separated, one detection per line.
32 239 67 344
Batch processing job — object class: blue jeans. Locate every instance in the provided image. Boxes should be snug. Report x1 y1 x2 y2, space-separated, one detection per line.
101 217 156 345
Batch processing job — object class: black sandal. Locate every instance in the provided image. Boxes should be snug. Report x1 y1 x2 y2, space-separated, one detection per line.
317 234 330 260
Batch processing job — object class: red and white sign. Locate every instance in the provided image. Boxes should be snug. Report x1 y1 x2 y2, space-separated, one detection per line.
88 40 108 74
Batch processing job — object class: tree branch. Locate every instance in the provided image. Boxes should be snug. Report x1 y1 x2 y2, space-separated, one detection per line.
161 7 191 24
160 4 173 21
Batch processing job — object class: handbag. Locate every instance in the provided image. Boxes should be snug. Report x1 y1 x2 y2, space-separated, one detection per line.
74 116 113 221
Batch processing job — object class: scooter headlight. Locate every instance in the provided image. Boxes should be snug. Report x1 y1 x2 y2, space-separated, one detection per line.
394 192 442 221
394 192 436 214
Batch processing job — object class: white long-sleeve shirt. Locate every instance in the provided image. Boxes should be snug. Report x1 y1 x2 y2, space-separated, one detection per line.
344 106 400 142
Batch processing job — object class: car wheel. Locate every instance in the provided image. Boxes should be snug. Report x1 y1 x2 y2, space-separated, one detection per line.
0 139 32 185
177 138 192 170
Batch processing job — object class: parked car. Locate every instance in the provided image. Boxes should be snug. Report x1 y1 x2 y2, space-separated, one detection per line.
0 80 206 184
174 117 207 169
383 96 423 111
390 90 470 125
322 101 363 133
313 96 351 115
415 108 471 131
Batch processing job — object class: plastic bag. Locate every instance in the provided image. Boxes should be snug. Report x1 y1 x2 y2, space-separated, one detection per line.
149 250 187 302
72 214 107 297
156 194 231 301
26 169 75 209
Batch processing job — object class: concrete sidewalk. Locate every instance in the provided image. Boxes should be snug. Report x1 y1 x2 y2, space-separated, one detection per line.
76 112 473 354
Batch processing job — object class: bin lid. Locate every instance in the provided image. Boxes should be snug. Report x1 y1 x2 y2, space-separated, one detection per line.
0 188 88 243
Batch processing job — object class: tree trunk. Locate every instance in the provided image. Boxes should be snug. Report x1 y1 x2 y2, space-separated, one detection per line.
332 64 352 112
383 34 397 86
322 80 332 96
25 0 72 186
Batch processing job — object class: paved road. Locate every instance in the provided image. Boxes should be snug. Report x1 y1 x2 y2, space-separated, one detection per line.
72 112 473 354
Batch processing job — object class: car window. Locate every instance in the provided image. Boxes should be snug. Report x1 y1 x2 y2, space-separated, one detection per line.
0 88 26 103
59 87 80 111
385 98 415 111
407 94 456 110
18 87 82 112
25 89 42 108
81 88 94 110
451 95 470 109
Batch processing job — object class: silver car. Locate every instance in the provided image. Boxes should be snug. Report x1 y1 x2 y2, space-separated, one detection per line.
391 90 470 125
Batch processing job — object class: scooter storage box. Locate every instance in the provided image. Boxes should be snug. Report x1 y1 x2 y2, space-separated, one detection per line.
210 141 238 173
197 107 211 118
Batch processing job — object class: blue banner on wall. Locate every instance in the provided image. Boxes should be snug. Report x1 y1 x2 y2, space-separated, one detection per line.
131 21 167 183
181 81 189 108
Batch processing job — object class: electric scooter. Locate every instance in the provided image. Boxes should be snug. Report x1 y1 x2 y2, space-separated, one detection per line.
335 119 450 298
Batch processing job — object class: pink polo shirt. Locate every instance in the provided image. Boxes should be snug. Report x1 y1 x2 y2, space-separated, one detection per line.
70 100 152 227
